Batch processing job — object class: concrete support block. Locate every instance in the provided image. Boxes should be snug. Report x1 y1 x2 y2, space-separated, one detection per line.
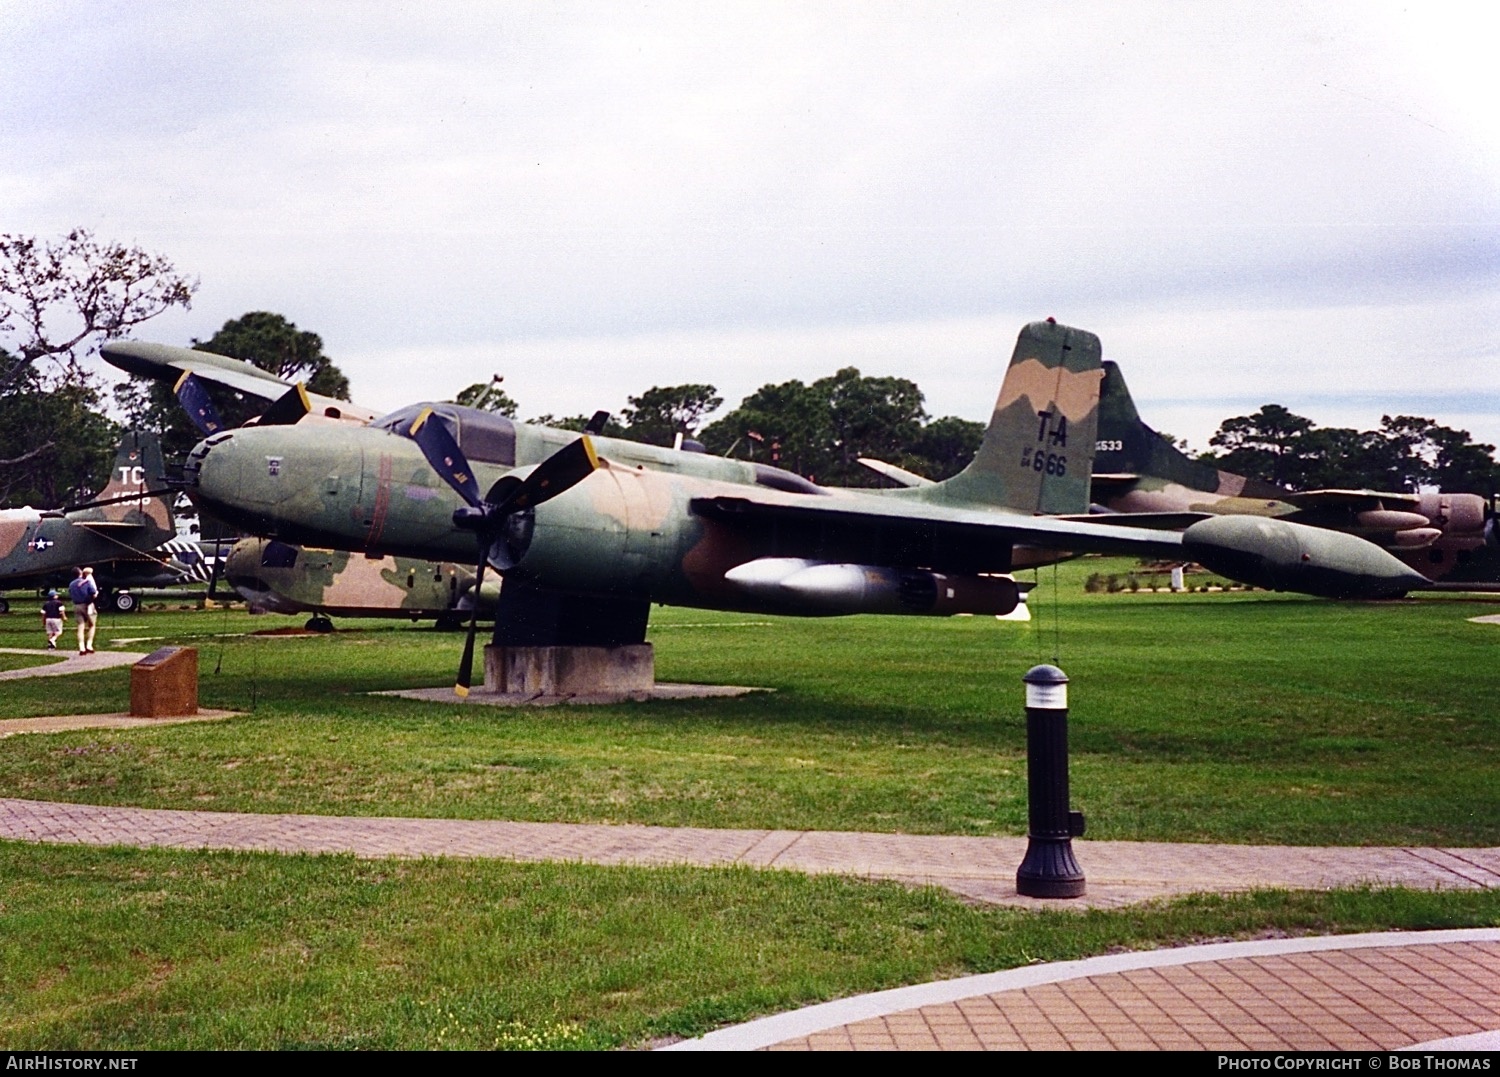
483 644 655 696
130 646 199 718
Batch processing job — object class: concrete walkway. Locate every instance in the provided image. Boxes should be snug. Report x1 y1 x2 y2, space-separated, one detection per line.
1 798 1497 909
0 646 146 680
0 710 238 737
668 930 1500 1051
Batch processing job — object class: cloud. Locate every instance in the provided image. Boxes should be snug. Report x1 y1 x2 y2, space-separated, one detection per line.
343 285 1500 453
3 2 1497 456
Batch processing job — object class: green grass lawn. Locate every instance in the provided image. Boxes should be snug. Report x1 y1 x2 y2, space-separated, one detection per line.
3 842 1497 1050
0 652 62 672
0 559 1493 845
0 559 1496 1048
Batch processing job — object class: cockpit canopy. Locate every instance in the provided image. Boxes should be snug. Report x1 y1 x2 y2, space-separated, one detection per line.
373 404 517 467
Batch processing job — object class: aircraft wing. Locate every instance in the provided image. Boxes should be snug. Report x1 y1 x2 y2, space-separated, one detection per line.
690 488 1187 566
686 486 1428 600
1283 488 1421 510
1054 511 1212 530
100 341 378 424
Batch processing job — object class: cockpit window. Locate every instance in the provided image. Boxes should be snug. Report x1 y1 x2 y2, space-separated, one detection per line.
459 411 516 466
372 404 516 466
261 540 300 569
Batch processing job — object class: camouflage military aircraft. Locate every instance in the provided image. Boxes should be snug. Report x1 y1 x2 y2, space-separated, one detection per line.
1091 361 1500 591
106 320 1429 692
224 536 497 630
0 431 192 613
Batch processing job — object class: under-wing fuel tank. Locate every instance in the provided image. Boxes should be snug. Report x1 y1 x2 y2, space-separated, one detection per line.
723 558 1021 615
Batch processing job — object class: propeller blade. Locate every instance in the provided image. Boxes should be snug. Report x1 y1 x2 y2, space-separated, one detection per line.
255 382 312 427
454 557 486 697
407 408 484 509
174 371 224 436
491 436 599 515
583 410 611 435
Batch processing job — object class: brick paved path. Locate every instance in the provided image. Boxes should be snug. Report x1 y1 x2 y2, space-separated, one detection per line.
3 798 1496 1051
670 931 1500 1051
2 797 1497 909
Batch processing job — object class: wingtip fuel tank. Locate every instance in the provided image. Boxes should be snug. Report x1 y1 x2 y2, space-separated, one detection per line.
1182 515 1432 599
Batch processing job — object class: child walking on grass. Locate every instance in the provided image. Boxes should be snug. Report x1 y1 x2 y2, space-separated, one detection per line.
40 589 67 650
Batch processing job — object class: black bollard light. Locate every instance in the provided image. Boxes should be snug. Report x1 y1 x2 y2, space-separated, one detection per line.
1016 663 1086 898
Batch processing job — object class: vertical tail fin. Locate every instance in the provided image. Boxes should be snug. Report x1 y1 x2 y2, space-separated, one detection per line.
75 431 175 541
1097 360 1232 492
924 320 1103 514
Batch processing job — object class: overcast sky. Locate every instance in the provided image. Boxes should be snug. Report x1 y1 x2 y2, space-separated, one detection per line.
4 1 1497 452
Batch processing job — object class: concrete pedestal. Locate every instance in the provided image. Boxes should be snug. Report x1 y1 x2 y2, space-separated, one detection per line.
482 643 654 696
130 646 199 718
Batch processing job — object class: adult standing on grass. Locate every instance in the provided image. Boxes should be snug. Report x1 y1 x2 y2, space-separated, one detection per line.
68 566 98 655
40 589 66 650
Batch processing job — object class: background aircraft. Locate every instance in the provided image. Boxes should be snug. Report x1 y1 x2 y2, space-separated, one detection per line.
128 320 1429 691
101 341 379 430
1092 361 1500 591
225 537 497 631
0 431 200 613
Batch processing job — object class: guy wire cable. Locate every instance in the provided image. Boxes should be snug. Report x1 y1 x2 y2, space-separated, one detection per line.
213 594 231 675
249 620 259 712
1051 560 1062 665
1032 564 1043 663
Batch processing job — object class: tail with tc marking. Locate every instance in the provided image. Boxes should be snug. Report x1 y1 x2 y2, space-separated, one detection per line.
74 430 175 544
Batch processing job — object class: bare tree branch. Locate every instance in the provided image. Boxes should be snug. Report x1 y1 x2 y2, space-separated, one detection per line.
0 229 197 392
0 442 55 469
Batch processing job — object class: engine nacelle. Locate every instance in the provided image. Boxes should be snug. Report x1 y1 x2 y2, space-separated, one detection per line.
1414 492 1487 535
1353 509 1430 533
1390 527 1442 549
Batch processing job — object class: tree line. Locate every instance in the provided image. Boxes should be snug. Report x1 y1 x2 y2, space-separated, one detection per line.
473 381 1500 496
3 229 1496 508
1206 404 1497 497
508 374 984 486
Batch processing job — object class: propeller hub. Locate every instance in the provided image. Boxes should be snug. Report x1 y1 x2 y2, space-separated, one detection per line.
452 505 494 532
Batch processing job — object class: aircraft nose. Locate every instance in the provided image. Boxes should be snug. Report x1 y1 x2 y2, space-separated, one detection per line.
187 429 296 508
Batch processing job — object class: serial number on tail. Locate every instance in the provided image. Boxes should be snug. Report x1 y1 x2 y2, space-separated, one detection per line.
1019 448 1067 475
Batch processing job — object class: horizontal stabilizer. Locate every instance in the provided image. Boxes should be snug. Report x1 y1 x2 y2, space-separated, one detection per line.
75 521 150 532
857 458 935 488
